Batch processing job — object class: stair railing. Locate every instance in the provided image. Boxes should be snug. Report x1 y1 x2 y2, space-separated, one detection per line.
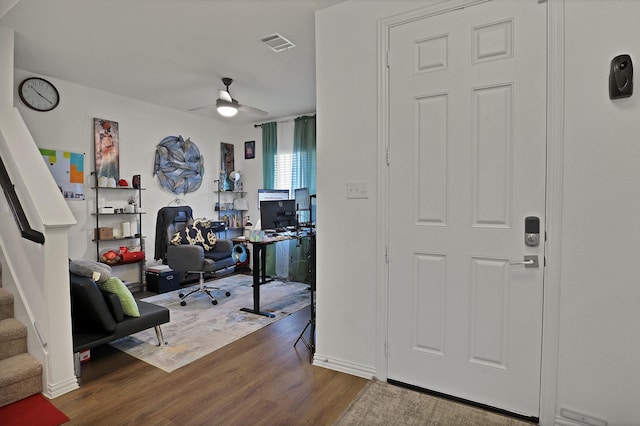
0 155 45 245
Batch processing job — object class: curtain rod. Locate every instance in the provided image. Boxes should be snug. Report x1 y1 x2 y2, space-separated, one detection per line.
253 112 316 128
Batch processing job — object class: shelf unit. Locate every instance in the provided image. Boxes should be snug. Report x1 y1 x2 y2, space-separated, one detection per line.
215 190 247 238
91 173 146 289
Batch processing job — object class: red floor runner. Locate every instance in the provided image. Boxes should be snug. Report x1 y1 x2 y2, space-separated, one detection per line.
0 393 69 426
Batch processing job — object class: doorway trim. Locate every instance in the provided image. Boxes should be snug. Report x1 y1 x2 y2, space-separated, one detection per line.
376 1 564 423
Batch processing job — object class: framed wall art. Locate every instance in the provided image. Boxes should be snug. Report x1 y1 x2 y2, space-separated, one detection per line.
220 142 235 191
153 135 204 194
245 140 255 159
94 118 120 187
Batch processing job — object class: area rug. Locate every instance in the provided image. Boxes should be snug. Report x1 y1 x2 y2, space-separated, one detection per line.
110 274 310 373
334 380 533 426
0 393 69 426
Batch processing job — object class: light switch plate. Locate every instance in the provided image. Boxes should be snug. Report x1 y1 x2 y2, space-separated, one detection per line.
347 181 368 199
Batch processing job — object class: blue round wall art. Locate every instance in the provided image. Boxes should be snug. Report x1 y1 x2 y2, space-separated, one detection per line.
153 135 204 194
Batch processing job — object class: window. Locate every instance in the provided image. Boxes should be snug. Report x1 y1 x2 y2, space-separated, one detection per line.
273 120 295 195
274 152 294 194
264 116 316 207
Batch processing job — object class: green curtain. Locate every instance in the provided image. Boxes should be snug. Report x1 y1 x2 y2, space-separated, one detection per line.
292 115 316 194
261 122 277 189
289 115 316 283
261 122 278 275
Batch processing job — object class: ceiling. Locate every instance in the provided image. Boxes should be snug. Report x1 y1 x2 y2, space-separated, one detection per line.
0 0 345 124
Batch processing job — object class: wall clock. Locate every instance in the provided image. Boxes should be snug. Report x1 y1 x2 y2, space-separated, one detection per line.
18 77 60 111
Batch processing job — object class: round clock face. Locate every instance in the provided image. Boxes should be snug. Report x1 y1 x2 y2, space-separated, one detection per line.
18 77 60 111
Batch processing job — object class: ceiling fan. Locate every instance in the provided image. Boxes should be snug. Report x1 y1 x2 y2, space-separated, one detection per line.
189 77 268 117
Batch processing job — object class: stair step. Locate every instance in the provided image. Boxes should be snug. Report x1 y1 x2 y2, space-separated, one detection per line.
0 318 27 361
0 353 43 407
0 288 13 321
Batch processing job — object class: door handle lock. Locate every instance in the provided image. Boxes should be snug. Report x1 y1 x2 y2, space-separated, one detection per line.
510 255 539 268
525 217 540 247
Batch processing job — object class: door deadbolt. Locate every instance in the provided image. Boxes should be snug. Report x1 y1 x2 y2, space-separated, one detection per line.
525 216 540 247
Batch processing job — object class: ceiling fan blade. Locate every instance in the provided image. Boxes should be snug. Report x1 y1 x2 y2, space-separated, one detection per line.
238 104 268 115
219 89 232 102
188 104 216 111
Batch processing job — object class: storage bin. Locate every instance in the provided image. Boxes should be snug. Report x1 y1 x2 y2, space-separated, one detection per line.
95 227 113 240
146 268 181 293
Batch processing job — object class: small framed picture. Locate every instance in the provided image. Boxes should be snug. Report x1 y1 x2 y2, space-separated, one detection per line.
245 140 255 159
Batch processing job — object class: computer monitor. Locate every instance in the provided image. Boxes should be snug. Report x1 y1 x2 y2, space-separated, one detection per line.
294 187 310 211
258 189 289 208
260 199 297 231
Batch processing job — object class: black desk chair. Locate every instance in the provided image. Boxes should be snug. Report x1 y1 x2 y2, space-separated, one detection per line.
166 244 232 306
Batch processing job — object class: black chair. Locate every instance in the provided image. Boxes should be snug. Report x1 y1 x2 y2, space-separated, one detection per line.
158 206 236 305
166 244 232 305
155 206 235 269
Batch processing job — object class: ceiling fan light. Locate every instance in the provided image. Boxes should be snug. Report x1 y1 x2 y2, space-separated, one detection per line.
217 105 238 117
216 97 239 117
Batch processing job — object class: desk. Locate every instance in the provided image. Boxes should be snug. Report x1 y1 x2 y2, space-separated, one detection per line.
238 234 300 318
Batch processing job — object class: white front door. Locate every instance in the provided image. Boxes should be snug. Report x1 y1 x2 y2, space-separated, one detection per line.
387 0 546 418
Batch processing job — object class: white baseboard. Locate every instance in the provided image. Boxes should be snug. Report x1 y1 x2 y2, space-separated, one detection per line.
45 376 79 399
555 414 607 426
556 418 584 426
313 353 376 379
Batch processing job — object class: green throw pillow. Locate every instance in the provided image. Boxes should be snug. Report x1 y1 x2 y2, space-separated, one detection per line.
98 277 140 317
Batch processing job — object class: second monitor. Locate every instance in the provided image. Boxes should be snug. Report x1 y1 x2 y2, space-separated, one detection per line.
260 199 297 232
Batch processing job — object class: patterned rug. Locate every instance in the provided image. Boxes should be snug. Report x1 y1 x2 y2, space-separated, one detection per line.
334 380 534 426
110 274 310 372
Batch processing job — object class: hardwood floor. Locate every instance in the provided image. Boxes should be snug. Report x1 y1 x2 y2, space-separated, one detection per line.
52 304 368 425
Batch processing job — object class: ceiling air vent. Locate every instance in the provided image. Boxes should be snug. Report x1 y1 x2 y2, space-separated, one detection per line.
261 33 296 52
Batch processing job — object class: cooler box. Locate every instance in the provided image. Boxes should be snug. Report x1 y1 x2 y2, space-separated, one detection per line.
146 265 181 293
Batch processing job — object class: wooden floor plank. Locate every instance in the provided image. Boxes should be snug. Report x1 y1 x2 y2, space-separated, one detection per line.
53 305 368 425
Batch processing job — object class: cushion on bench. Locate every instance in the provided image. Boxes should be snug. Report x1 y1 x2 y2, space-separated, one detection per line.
70 274 117 333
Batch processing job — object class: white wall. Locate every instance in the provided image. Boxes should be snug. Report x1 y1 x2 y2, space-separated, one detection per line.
317 0 640 424
0 26 11 107
315 0 434 375
14 68 260 283
557 1 640 423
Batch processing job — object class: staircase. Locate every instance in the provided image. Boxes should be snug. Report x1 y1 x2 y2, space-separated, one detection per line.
0 286 43 407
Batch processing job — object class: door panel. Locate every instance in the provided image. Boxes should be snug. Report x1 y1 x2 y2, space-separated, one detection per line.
472 84 512 227
387 0 546 417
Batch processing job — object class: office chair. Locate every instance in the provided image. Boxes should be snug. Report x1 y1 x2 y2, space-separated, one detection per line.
166 244 231 306
156 206 236 269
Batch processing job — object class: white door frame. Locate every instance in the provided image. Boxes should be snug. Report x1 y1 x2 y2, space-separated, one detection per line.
376 1 564 424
